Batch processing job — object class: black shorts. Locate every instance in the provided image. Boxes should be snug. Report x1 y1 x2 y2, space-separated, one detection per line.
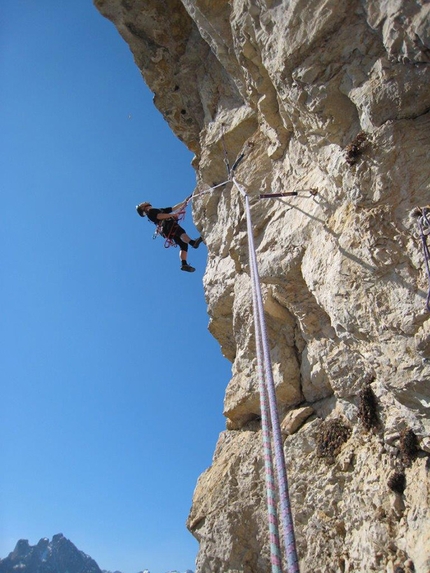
163 222 188 251
173 225 188 251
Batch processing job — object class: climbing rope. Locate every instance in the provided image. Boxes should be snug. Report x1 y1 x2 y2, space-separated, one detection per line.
418 207 430 312
186 180 230 204
249 220 284 573
147 133 308 569
233 177 300 573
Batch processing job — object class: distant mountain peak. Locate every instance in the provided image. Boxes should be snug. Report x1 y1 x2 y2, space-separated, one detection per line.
0 534 101 573
0 536 193 573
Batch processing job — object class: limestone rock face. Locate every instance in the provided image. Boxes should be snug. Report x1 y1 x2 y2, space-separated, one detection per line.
95 1 430 571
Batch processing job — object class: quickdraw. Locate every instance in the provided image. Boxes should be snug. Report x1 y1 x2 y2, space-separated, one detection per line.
221 123 253 179
417 206 430 312
259 189 318 199
221 123 231 177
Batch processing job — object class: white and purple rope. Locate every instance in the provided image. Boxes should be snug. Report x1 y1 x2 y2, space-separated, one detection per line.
234 178 300 573
250 236 283 573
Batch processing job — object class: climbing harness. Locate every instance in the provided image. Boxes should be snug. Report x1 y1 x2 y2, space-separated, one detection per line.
234 177 300 573
417 206 430 312
152 209 187 248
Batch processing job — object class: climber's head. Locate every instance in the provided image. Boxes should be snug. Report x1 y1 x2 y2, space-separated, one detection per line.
136 202 151 217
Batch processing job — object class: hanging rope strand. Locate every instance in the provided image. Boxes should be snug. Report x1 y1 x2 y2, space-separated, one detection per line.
250 245 283 573
186 179 230 205
247 194 300 573
418 208 430 312
233 178 300 573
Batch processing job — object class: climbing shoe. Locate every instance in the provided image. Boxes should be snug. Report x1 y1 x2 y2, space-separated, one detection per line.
192 237 204 249
181 263 196 272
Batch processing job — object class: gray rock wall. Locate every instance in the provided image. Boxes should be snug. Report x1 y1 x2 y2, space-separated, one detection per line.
95 1 430 571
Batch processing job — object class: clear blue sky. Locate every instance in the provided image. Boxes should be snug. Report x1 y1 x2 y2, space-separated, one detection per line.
1 2 230 572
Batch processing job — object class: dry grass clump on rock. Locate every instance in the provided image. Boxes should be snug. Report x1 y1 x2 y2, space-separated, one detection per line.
358 384 379 431
399 428 419 467
316 419 352 463
345 131 368 166
387 470 406 494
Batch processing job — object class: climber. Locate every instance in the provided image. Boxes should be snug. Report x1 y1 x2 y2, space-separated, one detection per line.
136 200 203 272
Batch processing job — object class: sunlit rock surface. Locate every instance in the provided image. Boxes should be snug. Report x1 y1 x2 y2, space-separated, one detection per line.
95 1 430 571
